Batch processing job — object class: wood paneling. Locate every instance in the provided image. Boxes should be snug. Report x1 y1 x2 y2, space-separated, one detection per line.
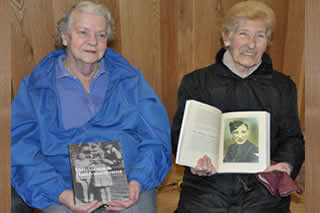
0 0 11 212
119 0 162 98
160 0 178 120
11 0 56 96
305 0 320 212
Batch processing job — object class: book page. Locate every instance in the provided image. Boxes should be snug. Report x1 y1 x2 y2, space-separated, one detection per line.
176 100 222 168
218 111 270 173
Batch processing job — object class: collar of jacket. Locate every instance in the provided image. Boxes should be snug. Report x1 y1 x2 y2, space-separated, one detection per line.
213 48 273 86
216 48 273 77
26 48 137 91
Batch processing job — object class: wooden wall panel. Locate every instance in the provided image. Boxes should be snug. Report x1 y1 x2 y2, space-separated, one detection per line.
175 0 194 84
305 0 320 212
160 0 178 121
119 0 163 98
11 0 56 97
0 0 11 212
192 0 224 68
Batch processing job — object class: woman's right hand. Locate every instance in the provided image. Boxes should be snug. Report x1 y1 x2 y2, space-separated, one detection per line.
190 155 216 176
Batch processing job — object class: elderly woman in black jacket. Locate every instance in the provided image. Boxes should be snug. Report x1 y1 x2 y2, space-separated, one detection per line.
171 1 305 213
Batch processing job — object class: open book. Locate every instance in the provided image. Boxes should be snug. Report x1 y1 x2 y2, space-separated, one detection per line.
68 141 129 207
176 100 270 173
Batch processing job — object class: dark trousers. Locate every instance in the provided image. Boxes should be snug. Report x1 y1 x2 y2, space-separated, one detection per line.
174 173 290 213
11 186 32 213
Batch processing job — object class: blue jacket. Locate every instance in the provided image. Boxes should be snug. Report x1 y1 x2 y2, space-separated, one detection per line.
11 48 172 209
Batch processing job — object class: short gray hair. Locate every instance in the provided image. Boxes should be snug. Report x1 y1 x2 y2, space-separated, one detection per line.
54 1 113 49
222 1 276 46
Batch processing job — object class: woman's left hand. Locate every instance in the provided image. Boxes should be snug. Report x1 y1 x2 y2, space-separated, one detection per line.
105 180 140 211
264 162 292 176
58 190 102 213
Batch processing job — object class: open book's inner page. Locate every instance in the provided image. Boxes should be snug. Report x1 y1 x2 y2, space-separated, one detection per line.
176 100 222 168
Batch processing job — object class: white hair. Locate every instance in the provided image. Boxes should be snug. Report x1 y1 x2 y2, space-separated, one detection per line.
54 1 113 48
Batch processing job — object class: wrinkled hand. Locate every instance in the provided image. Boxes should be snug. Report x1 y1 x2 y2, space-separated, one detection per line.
105 180 141 211
190 155 216 176
264 162 292 176
59 190 102 213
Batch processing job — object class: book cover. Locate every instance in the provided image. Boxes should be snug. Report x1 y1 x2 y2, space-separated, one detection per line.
68 141 129 207
176 100 270 173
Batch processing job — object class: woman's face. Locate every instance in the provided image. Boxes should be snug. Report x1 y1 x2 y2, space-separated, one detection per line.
62 11 108 65
231 124 249 144
223 20 267 73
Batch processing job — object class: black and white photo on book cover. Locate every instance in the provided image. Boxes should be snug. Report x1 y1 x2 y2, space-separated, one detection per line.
68 141 129 207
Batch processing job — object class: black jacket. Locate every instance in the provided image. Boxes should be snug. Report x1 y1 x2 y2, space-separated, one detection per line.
224 140 259 163
171 48 305 212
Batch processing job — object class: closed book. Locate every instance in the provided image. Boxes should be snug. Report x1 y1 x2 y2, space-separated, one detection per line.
68 141 129 206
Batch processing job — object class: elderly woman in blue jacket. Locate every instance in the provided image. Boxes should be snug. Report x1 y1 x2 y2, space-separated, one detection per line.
11 1 171 213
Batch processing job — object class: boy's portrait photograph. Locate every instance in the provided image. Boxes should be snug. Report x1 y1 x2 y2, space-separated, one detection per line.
223 118 259 163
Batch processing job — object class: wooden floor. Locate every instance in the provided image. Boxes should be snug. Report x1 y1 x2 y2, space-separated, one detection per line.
157 164 305 213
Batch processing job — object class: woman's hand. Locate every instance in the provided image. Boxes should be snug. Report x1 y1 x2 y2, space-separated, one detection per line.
105 180 140 211
190 155 216 176
264 162 292 176
59 190 102 213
